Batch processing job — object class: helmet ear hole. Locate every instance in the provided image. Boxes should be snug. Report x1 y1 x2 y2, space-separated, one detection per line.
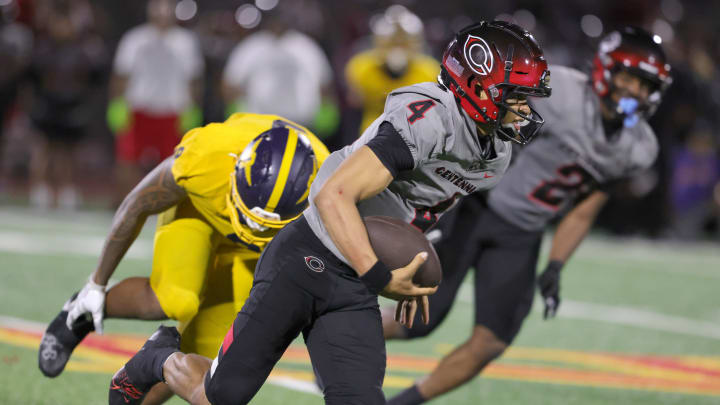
474 83 482 98
475 85 489 101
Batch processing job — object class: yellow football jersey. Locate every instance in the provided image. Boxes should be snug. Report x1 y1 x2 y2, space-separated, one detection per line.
345 50 440 133
171 113 330 252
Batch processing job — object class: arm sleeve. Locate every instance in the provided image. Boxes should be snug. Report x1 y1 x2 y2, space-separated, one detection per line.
365 121 414 177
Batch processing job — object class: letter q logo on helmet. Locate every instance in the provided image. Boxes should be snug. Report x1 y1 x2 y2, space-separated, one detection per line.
227 120 319 246
464 35 494 76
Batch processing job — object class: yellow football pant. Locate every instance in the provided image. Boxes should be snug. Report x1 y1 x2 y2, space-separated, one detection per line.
149 205 259 358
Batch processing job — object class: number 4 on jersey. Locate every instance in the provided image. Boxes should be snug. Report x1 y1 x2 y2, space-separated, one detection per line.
407 100 436 124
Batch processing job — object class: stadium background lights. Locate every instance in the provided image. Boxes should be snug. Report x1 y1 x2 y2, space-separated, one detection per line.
0 0 13 6
494 13 513 23
236 4 262 29
660 0 684 23
652 19 674 43
513 9 536 31
580 14 603 38
255 0 279 12
175 0 197 22
370 5 424 37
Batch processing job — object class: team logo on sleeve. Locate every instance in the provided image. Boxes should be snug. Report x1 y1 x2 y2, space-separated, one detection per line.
304 256 325 272
464 35 494 76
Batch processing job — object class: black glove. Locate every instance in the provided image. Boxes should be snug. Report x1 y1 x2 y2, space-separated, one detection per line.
537 260 564 319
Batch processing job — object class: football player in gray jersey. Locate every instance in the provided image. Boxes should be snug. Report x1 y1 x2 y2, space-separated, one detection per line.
384 27 672 405
108 21 551 405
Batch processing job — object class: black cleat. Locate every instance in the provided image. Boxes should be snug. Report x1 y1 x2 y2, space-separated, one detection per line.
109 326 181 405
38 293 95 377
109 367 148 405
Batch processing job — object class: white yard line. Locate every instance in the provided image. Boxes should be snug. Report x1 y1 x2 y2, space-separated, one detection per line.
0 209 113 233
558 299 720 340
457 284 720 340
0 230 152 260
267 376 322 396
0 315 46 332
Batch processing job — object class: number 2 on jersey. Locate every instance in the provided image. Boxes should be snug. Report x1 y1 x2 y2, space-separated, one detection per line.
407 100 436 124
528 164 596 211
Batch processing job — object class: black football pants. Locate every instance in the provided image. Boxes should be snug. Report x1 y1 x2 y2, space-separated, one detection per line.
405 194 543 344
204 215 386 405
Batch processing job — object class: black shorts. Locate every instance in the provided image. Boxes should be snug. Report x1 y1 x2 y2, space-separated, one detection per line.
204 215 387 405
405 195 542 344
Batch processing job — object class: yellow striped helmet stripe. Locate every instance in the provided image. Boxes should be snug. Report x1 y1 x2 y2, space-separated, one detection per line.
294 153 318 204
240 138 263 186
265 129 298 212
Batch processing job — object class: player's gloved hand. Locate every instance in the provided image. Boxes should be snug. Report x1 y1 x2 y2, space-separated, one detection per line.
106 97 130 135
66 276 106 334
180 104 203 133
312 99 340 139
537 260 564 319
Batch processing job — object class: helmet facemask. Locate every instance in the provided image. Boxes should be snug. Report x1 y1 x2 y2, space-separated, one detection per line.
592 27 672 126
227 169 285 246
602 67 667 127
491 68 550 144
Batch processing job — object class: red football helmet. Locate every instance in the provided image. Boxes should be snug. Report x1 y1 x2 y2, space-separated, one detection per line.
440 21 551 144
592 26 672 118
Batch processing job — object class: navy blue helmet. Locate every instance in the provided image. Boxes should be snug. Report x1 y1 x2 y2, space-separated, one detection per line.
227 123 319 245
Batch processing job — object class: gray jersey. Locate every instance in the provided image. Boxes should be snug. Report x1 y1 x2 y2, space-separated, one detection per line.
487 65 658 232
304 82 512 263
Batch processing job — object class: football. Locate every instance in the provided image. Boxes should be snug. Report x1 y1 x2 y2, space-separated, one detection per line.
363 216 442 287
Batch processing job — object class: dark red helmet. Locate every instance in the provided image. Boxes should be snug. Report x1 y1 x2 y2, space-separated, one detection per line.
440 21 551 144
592 26 672 118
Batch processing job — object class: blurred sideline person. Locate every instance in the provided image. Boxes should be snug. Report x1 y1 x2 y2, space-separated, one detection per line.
0 0 32 140
0 0 32 189
345 5 439 134
27 0 106 210
222 12 338 139
107 21 551 405
38 113 329 405
669 124 720 239
110 0 204 204
383 27 672 405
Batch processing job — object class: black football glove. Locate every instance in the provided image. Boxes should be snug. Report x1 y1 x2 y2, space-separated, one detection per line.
537 260 564 319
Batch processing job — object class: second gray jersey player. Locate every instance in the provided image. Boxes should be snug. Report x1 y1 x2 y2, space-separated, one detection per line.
305 82 512 263
384 27 671 405
487 65 659 231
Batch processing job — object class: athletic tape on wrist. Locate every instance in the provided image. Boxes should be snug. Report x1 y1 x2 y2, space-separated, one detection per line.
360 260 392 295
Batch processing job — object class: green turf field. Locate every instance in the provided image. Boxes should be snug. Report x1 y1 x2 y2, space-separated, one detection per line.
1 207 719 404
